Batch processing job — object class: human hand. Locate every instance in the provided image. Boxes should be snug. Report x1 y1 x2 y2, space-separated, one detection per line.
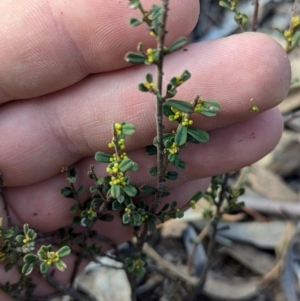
0 0 291 299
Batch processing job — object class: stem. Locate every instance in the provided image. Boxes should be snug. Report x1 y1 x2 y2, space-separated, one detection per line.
153 0 169 212
251 0 259 32
43 272 97 301
287 0 299 53
89 165 111 216
198 173 229 288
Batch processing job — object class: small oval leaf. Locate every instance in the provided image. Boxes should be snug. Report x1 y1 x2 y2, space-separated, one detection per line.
175 124 187 146
121 122 136 135
125 52 147 64
110 185 121 198
168 37 188 53
187 128 209 143
140 184 157 195
57 246 71 258
123 184 138 197
166 171 178 180
129 18 143 27
94 151 112 163
164 99 193 113
99 213 114 222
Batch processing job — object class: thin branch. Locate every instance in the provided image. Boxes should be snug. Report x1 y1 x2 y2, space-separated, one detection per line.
198 173 229 288
43 271 97 301
153 0 169 212
251 0 259 32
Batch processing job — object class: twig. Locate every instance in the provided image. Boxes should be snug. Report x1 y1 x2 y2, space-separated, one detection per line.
0 171 12 227
198 173 229 288
286 0 299 54
8 291 65 301
143 242 198 286
251 0 259 32
89 165 112 217
153 0 169 211
43 271 97 301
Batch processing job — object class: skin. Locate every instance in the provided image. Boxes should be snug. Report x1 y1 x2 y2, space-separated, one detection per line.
0 0 291 299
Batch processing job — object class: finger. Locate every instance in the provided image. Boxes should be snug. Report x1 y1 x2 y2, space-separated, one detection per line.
0 33 290 186
6 108 282 232
0 0 199 102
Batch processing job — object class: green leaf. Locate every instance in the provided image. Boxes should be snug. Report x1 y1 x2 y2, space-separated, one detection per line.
91 198 103 207
168 153 178 163
175 124 187 146
139 184 157 195
146 73 153 83
219 0 231 9
22 263 34 276
119 158 134 172
117 194 125 203
121 122 136 135
123 184 138 197
165 171 178 180
172 158 185 170
176 211 184 218
110 185 121 198
27 229 37 239
139 199 146 209
160 203 169 212
138 83 149 92
162 103 175 117
3 228 15 239
72 216 81 225
129 18 143 27
145 145 157 156
125 52 147 64
168 37 188 53
68 166 76 178
122 213 131 224
164 139 173 148
23 254 38 264
147 219 157 234
40 262 49 274
99 213 114 222
68 176 76 184
239 187 245 196
163 99 193 113
57 246 71 258
202 100 221 111
129 0 140 9
94 151 112 163
90 186 98 193
132 213 143 227
55 260 67 272
149 166 158 176
180 70 191 82
171 201 177 209
199 110 217 117
60 187 74 198
15 234 24 244
187 128 209 143
76 185 84 196
112 200 122 210
189 191 203 201
293 31 300 44
97 177 105 185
